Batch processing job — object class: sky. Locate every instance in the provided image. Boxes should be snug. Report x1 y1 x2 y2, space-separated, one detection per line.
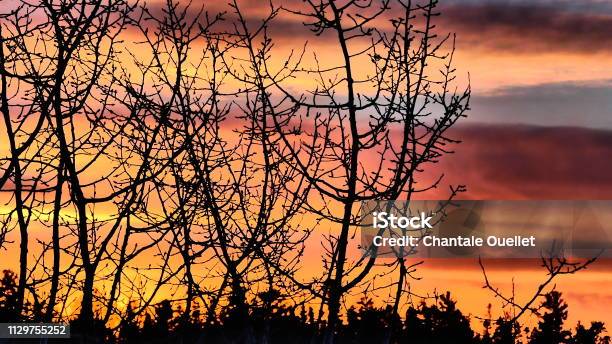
2 0 612 331
259 0 612 328
406 0 612 328
393 0 612 328
171 0 612 329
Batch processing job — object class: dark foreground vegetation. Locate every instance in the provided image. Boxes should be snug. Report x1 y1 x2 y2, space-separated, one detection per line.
1 270 609 344
0 0 608 343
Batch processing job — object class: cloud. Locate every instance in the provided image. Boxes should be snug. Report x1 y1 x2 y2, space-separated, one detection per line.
444 0 612 15
438 2 612 54
126 0 612 56
469 81 612 128
438 124 612 199
130 1 330 43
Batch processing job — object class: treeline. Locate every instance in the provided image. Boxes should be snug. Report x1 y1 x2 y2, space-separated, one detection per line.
0 270 608 343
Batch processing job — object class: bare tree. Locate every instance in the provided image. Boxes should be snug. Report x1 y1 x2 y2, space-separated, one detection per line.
107 0 227 326
0 0 146 332
118 4 312 343
479 255 598 332
245 0 470 342
0 11 32 318
2 1 471 342
177 2 314 339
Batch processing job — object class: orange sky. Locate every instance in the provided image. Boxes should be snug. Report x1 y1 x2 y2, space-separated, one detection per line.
1 0 612 332
211 0 612 329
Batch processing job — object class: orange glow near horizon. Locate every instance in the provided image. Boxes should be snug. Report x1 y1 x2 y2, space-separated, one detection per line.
1 0 612 334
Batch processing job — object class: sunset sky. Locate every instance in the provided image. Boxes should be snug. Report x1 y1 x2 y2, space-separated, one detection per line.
391 0 612 329
172 0 612 330
264 0 612 329
1 0 611 333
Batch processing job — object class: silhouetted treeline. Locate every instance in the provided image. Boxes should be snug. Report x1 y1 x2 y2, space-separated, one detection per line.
1 270 608 343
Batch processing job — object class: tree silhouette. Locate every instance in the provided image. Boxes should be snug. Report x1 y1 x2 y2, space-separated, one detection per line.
404 292 476 344
490 316 523 344
572 322 611 344
1 269 609 343
118 303 140 344
342 297 401 343
0 0 607 343
236 1 470 341
529 291 573 344
0 270 18 322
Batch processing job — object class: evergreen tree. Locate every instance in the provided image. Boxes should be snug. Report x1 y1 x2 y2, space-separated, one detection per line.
529 291 572 344
572 321 611 344
404 292 477 344
0 270 19 322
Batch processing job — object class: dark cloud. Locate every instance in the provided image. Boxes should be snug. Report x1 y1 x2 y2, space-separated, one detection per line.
126 0 612 55
439 124 612 199
126 1 331 43
470 81 612 128
444 0 612 15
439 2 612 53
